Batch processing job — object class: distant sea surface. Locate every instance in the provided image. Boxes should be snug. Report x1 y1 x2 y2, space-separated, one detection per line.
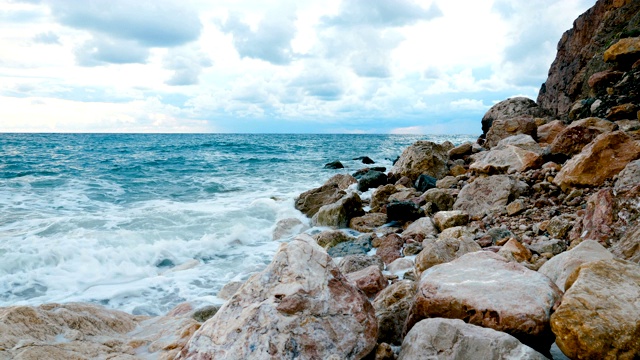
0 133 476 315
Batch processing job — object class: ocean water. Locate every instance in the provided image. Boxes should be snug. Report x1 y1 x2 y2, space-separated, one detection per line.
0 133 476 315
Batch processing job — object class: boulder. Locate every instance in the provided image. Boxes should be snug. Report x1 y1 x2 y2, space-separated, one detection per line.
346 265 388 297
611 221 640 264
390 141 449 181
615 158 640 192
453 175 529 219
386 257 414 276
358 170 388 192
373 280 417 346
420 188 455 212
538 240 613 291
193 304 221 322
388 188 422 203
399 318 547 360
273 218 308 240
312 192 364 228
470 145 543 174
448 142 473 159
548 117 617 157
295 183 345 217
604 36 640 63
414 236 481 275
376 233 405 265
537 120 566 145
326 173 358 190
324 160 344 169
554 131 640 190
436 176 458 189
414 174 437 192
370 184 398 212
178 234 377 359
497 238 532 263
386 201 422 222
527 238 567 256
432 210 469 231
551 258 640 360
313 229 355 249
354 156 375 164
481 97 544 137
402 217 438 239
496 134 543 154
406 251 563 352
484 116 538 149
349 213 388 233
570 188 616 245
587 69 625 90
338 254 385 274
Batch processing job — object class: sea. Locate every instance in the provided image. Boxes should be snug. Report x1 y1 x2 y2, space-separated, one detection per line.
0 133 477 315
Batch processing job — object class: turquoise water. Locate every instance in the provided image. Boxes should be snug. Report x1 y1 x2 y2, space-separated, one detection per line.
0 133 476 314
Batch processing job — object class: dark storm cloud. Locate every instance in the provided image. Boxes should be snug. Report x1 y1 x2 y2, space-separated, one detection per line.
74 36 149 66
322 0 442 28
218 11 297 65
48 0 202 47
32 31 60 44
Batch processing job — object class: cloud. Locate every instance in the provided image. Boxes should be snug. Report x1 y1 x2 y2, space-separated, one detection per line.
322 0 442 28
449 98 488 111
74 35 149 66
164 47 212 86
218 10 297 65
48 0 202 47
32 31 60 44
389 125 427 134
290 64 347 101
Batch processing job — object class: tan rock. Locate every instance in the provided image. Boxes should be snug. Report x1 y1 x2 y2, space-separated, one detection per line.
449 164 467 176
538 240 613 290
496 134 543 154
548 117 617 157
470 145 543 174
399 318 547 360
349 213 388 232
217 281 243 300
370 184 399 212
481 97 544 137
615 159 640 192
498 238 532 263
551 258 640 360
390 141 450 182
484 116 538 149
346 265 388 297
373 280 416 345
432 210 469 231
386 257 414 276
312 192 364 228
537 120 565 145
295 182 345 217
506 199 525 216
406 251 563 352
313 229 355 249
414 236 481 275
611 221 640 264
554 131 640 190
604 36 640 62
448 142 473 159
453 175 529 219
178 234 378 359
402 217 438 239
420 188 455 212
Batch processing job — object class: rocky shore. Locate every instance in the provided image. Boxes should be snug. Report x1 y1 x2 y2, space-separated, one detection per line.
2 1 640 359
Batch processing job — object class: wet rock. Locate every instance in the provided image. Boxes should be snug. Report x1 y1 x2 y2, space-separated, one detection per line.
481 97 544 138
376 234 405 265
554 131 640 190
399 318 547 360
354 156 375 164
538 240 613 291
273 218 309 240
402 217 438 239
386 201 422 222
611 221 640 264
453 175 528 219
551 258 640 360
312 192 364 228
338 254 385 274
349 213 388 233
324 160 344 169
406 251 563 353
402 242 422 256
358 170 388 192
178 234 378 359
328 236 373 258
218 281 243 300
470 145 543 174
373 280 417 346
413 174 436 193
537 120 566 145
327 173 358 190
414 236 481 275
192 304 221 322
484 116 538 149
346 265 388 298
295 183 345 217
548 117 617 157
313 229 355 249
390 141 450 182
432 210 469 231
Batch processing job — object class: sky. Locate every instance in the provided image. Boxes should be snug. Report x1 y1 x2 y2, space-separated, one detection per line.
0 0 596 134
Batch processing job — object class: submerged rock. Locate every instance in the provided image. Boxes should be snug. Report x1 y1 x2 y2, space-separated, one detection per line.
178 234 378 359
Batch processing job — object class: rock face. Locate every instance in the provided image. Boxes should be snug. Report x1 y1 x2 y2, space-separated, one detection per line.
539 240 614 291
537 0 640 117
481 97 544 137
551 258 640 360
0 302 199 360
406 251 563 351
399 318 547 360
390 141 449 181
470 144 543 174
453 175 528 219
484 116 538 149
373 280 417 346
178 234 377 360
312 192 364 228
554 131 640 190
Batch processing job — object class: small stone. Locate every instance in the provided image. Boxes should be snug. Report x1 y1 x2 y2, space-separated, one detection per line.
506 199 525 216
